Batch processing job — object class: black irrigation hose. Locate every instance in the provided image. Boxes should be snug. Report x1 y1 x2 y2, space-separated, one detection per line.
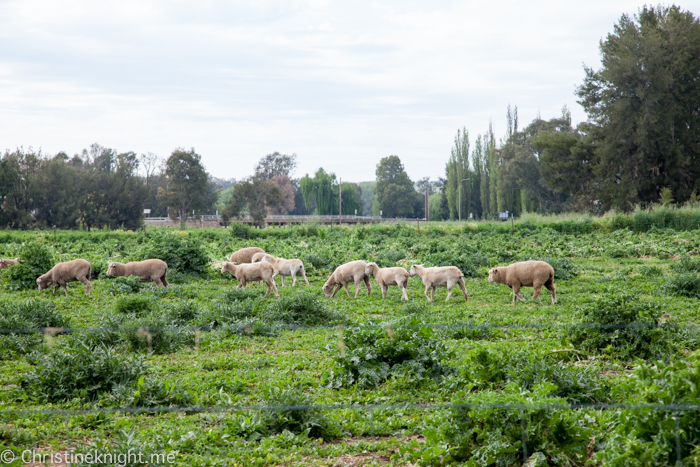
3 401 700 417
0 321 689 335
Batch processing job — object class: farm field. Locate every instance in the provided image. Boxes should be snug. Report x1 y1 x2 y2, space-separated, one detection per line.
1 218 700 466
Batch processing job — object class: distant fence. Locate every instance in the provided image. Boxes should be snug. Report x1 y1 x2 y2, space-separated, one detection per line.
144 215 427 227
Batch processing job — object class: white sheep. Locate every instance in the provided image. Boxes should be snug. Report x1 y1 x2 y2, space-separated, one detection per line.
261 254 309 287
409 264 468 303
106 259 169 287
251 252 267 263
365 262 409 300
37 259 92 296
0 258 19 269
322 260 372 298
488 260 556 304
229 247 265 263
221 261 279 297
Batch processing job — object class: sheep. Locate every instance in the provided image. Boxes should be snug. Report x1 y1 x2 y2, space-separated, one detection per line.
106 259 169 287
229 247 265 264
322 260 372 298
251 251 267 263
365 262 409 300
37 258 92 296
488 260 556 304
0 258 19 269
261 254 309 287
409 264 468 303
221 261 279 297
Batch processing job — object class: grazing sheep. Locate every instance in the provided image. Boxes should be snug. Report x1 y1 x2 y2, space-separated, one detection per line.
221 261 279 297
106 259 169 287
251 252 267 263
261 254 309 287
37 259 92 296
409 264 468 303
365 262 409 300
488 260 556 304
229 247 265 264
0 258 19 269
322 260 372 298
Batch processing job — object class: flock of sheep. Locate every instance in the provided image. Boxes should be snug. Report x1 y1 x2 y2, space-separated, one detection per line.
0 246 557 304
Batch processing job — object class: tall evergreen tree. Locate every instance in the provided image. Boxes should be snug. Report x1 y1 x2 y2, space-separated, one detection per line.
577 5 700 209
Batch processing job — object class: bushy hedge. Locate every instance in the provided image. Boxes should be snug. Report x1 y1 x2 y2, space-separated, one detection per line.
568 295 678 360
139 233 209 275
0 299 69 359
2 242 54 290
326 316 455 389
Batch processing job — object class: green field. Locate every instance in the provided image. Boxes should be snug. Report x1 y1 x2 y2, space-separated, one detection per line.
1 219 700 466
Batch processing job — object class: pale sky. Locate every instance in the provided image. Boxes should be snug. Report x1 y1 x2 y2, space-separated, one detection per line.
0 0 669 182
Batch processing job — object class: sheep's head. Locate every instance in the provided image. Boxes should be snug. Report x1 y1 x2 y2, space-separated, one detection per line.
37 276 52 291
0 259 6 269
106 262 118 277
487 267 500 283
364 262 377 276
409 264 422 277
322 280 334 297
221 262 236 275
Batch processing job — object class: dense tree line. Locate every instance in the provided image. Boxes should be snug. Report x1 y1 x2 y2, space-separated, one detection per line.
441 5 700 218
0 145 221 230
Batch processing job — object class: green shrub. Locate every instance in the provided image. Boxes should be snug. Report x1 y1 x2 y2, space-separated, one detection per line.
530 257 579 280
376 250 406 267
606 246 635 258
162 300 200 324
671 256 700 274
264 291 340 326
0 299 69 359
595 359 700 466
423 383 592 466
114 295 155 316
261 385 338 439
301 253 330 270
121 311 196 354
638 264 664 277
400 301 428 314
567 295 678 360
230 223 255 239
3 242 54 290
199 300 276 337
140 233 209 275
447 323 496 341
106 276 143 295
326 316 455 389
221 288 259 302
663 273 700 299
22 341 146 403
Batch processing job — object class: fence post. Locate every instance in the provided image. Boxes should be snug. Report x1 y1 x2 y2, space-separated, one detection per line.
521 411 528 463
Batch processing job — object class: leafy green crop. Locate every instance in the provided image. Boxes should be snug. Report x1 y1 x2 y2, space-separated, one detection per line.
3 242 54 290
326 316 455 389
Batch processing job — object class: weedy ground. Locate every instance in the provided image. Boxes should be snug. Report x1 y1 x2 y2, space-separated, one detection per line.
0 220 699 466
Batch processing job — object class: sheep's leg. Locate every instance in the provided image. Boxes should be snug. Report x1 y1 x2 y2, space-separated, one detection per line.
331 283 342 298
61 282 69 297
354 280 362 299
545 278 556 304
445 283 453 302
458 277 468 303
270 278 280 297
239 277 247 289
153 276 164 287
291 271 297 287
340 280 351 297
80 277 92 295
53 284 59 294
512 284 526 303
381 284 388 299
301 268 309 286
423 284 432 301
400 284 408 300
532 281 543 301
364 275 372 296
431 286 436 302
162 275 169 287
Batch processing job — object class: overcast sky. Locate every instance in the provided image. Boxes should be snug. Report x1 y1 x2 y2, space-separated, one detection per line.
0 0 662 182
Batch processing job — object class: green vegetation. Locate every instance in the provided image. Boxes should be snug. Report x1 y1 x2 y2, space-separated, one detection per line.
0 219 699 465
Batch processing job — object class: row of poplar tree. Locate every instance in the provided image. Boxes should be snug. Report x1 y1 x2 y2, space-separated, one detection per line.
442 5 700 219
